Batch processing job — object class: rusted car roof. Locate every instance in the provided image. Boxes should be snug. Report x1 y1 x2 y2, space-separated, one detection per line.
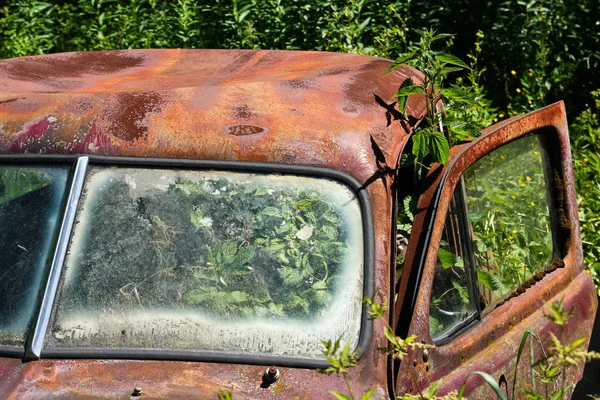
0 49 426 184
0 50 427 399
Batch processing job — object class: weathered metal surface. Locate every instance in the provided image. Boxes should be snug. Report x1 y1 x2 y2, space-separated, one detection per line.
395 102 598 397
0 49 425 186
0 49 427 399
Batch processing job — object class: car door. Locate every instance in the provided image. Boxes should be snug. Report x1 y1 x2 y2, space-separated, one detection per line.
393 101 598 398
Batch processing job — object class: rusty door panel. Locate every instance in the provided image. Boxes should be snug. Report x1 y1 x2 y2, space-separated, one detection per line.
395 102 598 397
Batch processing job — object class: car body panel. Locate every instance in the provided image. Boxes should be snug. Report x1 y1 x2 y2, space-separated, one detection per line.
0 49 426 399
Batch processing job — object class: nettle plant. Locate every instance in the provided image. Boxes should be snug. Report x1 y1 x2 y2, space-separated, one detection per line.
386 29 479 167
320 298 599 400
316 31 599 400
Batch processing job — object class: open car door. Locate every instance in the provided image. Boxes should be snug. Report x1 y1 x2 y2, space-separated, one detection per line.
394 101 598 398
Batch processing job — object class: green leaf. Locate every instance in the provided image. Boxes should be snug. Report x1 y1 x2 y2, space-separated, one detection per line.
435 51 470 69
411 132 429 161
448 120 474 138
232 245 255 267
430 132 450 164
296 199 312 211
454 256 464 268
395 78 414 114
384 327 400 347
440 86 475 104
438 248 457 269
358 17 371 32
549 386 572 400
340 340 350 363
393 83 425 98
312 280 327 290
522 391 545 400
566 337 587 351
221 241 237 265
512 330 543 400
432 33 454 41
385 52 418 74
441 66 464 75
452 280 470 304
183 288 214 305
458 372 507 400
260 206 281 217
331 392 352 400
322 225 338 240
427 381 442 397
218 389 233 400
360 388 376 400
228 291 249 303
477 270 501 291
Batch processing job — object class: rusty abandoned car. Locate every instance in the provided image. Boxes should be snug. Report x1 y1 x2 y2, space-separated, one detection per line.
0 49 597 399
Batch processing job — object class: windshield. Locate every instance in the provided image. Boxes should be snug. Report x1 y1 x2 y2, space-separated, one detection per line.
0 165 69 348
46 166 364 359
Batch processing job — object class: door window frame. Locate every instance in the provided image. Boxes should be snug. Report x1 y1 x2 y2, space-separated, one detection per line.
394 101 583 393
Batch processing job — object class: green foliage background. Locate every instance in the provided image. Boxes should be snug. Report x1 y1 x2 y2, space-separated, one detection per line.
0 0 599 289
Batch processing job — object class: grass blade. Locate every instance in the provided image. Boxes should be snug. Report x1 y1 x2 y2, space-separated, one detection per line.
459 371 507 400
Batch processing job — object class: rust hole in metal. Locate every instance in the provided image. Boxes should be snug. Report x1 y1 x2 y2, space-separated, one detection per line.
227 125 265 136
233 105 256 120
261 366 280 388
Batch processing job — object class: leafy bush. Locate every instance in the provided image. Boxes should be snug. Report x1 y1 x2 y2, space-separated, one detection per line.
571 89 600 293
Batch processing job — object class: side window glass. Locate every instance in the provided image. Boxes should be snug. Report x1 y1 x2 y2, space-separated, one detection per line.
430 191 478 339
430 134 554 340
0 165 69 347
464 135 552 312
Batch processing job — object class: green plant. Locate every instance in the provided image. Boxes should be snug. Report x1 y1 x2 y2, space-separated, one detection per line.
387 29 477 167
571 89 600 294
318 338 376 400
217 389 233 400
471 301 600 400
322 295 598 400
68 172 351 320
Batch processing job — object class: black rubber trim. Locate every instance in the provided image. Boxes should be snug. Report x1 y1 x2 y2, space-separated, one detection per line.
432 312 479 346
40 348 336 368
0 345 25 358
0 154 374 369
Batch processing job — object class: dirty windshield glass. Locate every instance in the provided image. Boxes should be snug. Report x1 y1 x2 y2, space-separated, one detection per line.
0 165 69 347
47 167 364 359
